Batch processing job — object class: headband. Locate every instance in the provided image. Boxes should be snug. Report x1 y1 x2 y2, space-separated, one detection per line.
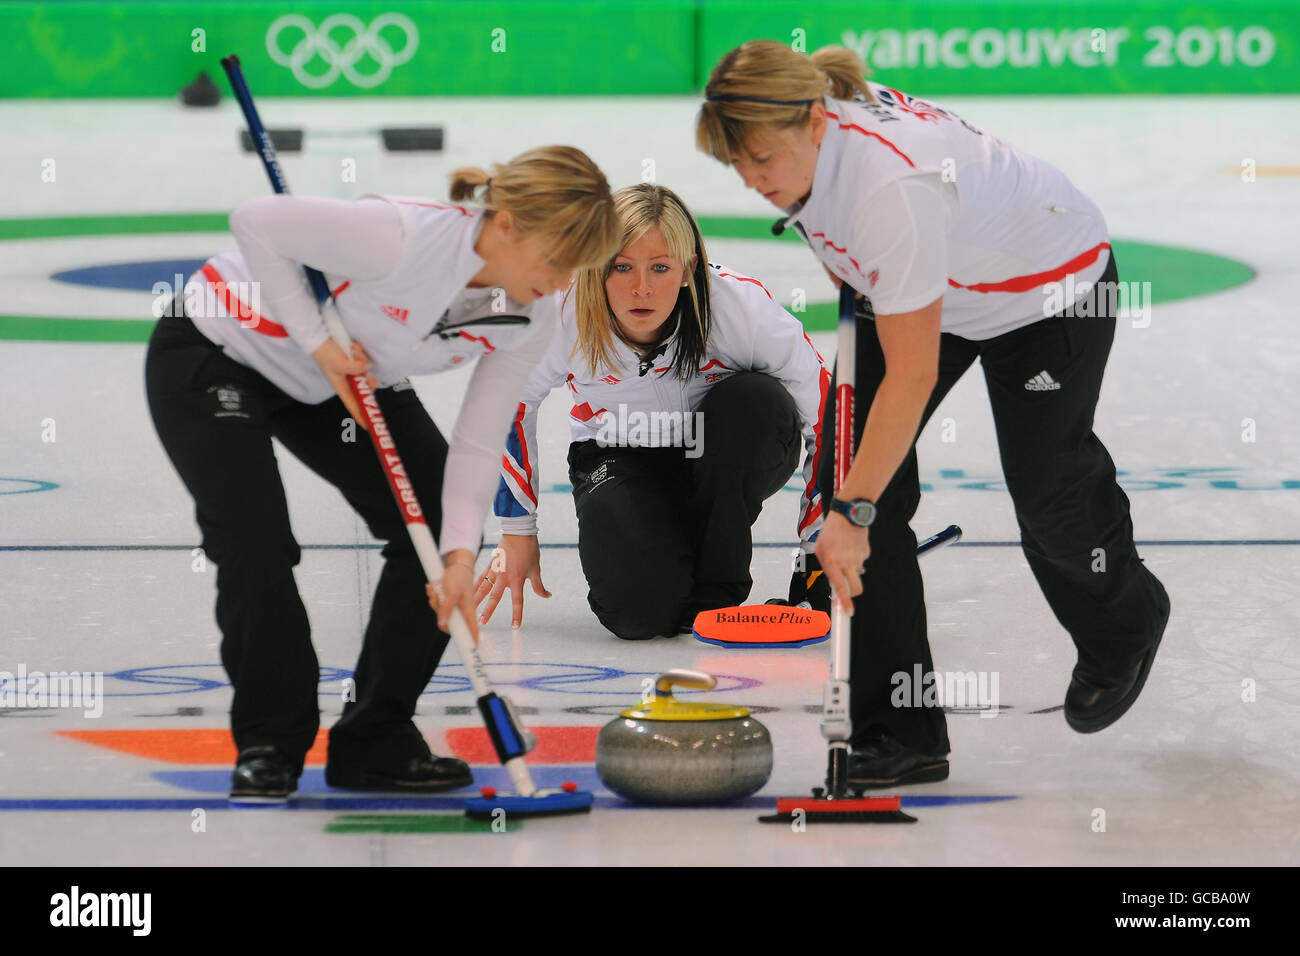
705 94 815 106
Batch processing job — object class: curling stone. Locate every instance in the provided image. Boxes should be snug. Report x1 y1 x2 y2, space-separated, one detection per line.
596 669 772 805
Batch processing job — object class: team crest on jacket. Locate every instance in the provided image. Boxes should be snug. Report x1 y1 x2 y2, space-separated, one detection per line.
869 269 880 288
381 304 409 324
870 85 984 135
874 86 945 123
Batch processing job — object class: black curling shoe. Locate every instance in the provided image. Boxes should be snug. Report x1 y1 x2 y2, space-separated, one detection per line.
847 729 950 789
783 555 833 616
1065 638 1165 734
229 746 299 804
1065 583 1170 734
325 754 473 792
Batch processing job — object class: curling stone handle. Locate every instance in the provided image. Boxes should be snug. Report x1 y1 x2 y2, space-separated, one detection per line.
655 669 717 697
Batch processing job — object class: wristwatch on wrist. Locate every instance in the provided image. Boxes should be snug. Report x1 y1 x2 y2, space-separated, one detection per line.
829 497 877 528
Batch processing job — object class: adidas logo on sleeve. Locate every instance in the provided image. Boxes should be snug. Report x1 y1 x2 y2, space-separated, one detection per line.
1024 371 1062 391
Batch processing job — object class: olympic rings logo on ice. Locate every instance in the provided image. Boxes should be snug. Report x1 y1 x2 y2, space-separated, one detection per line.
265 13 419 89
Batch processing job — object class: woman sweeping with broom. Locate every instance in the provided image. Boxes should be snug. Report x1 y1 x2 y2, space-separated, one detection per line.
146 146 618 802
696 41 1170 786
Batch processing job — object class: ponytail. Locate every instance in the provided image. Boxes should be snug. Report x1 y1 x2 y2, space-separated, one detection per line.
448 166 490 201
810 46 872 101
446 146 619 272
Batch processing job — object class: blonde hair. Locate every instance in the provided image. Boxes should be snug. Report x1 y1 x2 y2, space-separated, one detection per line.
572 183 712 380
697 41 873 164
448 146 619 272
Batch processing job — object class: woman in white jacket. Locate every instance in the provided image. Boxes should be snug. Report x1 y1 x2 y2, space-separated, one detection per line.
145 146 618 801
474 183 830 639
697 42 1170 785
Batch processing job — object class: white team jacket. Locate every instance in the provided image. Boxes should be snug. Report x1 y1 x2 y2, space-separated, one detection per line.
494 263 830 548
777 84 1111 339
180 194 557 556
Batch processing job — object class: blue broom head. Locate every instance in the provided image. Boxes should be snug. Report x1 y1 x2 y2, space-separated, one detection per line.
463 785 594 819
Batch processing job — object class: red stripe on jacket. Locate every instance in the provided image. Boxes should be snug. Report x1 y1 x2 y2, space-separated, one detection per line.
510 402 535 504
571 402 607 423
947 242 1112 295
501 459 538 507
810 234 865 277
201 263 287 338
825 110 916 168
459 330 496 352
716 272 773 299
799 345 832 536
391 200 473 217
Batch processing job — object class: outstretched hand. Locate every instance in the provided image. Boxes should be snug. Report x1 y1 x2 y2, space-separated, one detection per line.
474 534 551 629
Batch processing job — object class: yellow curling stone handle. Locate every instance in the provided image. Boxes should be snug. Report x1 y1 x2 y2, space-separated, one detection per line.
619 668 750 721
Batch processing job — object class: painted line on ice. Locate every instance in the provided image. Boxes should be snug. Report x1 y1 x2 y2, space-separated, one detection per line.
2 540 1298 552
0 792 1018 812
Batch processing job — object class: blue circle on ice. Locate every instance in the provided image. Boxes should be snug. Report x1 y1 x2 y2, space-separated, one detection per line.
0 477 59 495
51 258 207 292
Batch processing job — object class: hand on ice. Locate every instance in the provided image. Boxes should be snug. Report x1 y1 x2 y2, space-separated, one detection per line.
474 534 550 629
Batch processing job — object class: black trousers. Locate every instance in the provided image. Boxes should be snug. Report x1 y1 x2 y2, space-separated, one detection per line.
569 371 801 639
144 304 452 774
819 253 1170 754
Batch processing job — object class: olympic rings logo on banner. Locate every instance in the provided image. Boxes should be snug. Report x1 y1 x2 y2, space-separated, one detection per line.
265 12 419 89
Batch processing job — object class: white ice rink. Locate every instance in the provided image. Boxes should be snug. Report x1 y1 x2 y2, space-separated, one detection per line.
1 94 1297 866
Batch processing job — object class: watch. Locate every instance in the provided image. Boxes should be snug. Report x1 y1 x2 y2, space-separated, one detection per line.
830 497 877 527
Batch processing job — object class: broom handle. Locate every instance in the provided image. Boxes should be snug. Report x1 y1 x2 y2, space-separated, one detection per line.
819 282 858 789
831 283 857 683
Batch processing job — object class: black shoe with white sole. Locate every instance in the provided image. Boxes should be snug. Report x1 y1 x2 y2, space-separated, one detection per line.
229 746 299 804
847 729 949 789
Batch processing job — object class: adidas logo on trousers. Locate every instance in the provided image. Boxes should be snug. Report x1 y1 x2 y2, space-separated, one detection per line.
1025 371 1061 391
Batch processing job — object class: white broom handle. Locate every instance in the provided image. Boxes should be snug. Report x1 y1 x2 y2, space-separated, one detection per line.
831 287 857 683
321 306 496 694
